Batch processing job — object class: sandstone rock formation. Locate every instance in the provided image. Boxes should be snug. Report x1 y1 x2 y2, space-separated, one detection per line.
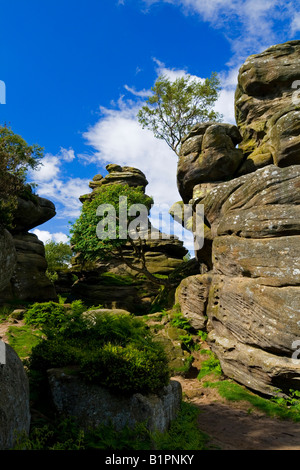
235 40 300 173
0 229 17 292
0 342 31 449
47 368 182 433
0 193 57 304
72 164 189 312
175 40 300 397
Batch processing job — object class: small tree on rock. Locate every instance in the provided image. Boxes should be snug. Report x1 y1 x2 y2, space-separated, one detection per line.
137 72 222 156
69 183 173 286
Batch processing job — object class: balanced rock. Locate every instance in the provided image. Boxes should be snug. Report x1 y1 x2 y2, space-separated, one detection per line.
80 164 148 203
0 192 57 304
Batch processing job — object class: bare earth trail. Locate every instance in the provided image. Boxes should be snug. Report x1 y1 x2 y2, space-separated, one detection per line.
173 375 300 451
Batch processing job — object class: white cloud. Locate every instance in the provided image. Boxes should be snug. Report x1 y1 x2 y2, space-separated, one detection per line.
31 154 61 182
28 148 91 219
291 13 300 34
124 85 152 97
143 0 300 65
214 66 239 124
83 101 179 206
81 57 241 253
31 229 69 244
83 98 194 252
60 147 76 162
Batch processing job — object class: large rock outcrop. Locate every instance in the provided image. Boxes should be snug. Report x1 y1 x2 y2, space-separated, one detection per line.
0 193 57 304
175 41 300 397
235 40 300 173
0 342 31 449
71 164 189 312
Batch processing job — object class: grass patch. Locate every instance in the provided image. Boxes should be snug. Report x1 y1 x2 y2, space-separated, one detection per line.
205 380 300 422
197 351 222 381
7 325 44 359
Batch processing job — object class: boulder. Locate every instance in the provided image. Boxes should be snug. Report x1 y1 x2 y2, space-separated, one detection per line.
235 40 300 173
199 165 300 395
0 233 57 303
177 122 243 202
79 164 148 203
47 369 182 433
0 342 31 449
175 273 212 330
11 195 56 233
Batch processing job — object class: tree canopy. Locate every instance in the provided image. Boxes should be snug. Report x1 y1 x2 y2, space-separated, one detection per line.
45 240 73 272
137 72 222 156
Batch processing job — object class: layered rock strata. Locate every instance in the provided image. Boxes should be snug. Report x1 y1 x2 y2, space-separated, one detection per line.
0 194 57 304
175 41 300 396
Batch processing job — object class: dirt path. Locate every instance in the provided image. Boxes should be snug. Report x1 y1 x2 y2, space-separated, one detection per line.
173 375 300 450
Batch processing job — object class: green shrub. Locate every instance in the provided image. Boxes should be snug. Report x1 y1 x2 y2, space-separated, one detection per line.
197 352 222 380
80 342 169 394
24 302 67 329
170 312 193 331
28 310 170 395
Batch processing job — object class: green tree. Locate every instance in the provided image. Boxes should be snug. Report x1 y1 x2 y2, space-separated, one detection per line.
69 183 171 286
45 241 73 272
44 240 73 283
137 72 222 156
0 124 43 228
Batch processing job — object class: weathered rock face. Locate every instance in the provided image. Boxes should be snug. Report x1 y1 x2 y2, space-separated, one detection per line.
72 164 189 312
79 164 148 203
176 41 300 397
0 342 31 449
235 40 300 173
47 369 182 433
0 194 57 304
0 229 17 292
175 273 212 330
177 122 244 203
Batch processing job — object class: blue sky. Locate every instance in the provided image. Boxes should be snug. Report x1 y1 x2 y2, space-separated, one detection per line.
1 0 299 251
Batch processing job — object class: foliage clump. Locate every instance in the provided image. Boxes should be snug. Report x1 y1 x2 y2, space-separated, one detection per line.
137 72 222 156
69 183 153 265
44 240 73 282
27 301 170 395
